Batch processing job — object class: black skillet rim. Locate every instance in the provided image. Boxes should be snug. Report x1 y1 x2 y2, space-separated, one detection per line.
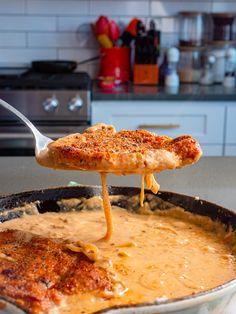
0 185 235 313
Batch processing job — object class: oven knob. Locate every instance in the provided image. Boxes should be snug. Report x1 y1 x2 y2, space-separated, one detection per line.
42 96 59 112
68 95 83 112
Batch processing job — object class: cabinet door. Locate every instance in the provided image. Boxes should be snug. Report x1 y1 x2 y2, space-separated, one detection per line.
201 145 223 156
226 107 236 144
225 145 236 156
92 101 225 144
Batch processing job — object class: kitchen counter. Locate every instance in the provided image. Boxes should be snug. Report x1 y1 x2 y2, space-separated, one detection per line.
93 83 236 101
0 156 236 211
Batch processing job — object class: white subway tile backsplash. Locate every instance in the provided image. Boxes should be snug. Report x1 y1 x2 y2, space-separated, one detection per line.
75 61 100 79
0 48 57 64
90 1 149 16
0 33 26 47
212 2 236 12
213 0 236 2
57 17 94 32
28 32 80 48
0 0 25 14
151 1 211 17
0 0 233 71
27 1 89 16
161 17 178 33
0 16 56 31
58 48 98 62
28 31 98 49
87 62 99 79
160 33 178 48
57 15 140 33
74 62 99 80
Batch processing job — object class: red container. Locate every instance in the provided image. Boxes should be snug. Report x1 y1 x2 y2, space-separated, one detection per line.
99 47 131 82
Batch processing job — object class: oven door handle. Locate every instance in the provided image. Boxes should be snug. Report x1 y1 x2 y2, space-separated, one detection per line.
0 133 67 139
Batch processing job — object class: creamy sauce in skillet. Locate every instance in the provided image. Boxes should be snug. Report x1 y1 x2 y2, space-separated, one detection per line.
2 200 236 314
36 123 201 240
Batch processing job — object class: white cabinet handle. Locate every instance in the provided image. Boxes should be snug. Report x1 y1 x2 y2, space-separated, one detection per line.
138 124 181 129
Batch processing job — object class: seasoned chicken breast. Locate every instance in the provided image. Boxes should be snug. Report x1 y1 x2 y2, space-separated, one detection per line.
38 123 202 174
0 230 112 313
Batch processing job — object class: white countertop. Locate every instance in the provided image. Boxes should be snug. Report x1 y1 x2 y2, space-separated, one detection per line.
0 156 236 211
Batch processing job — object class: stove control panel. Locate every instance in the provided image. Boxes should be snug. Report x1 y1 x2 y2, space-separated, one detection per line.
67 95 83 112
0 90 90 121
42 95 59 112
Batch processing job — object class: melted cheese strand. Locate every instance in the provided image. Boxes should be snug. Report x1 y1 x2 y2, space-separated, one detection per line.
99 172 159 240
151 175 160 194
100 173 113 241
145 174 160 194
145 174 153 189
66 242 100 261
100 172 158 239
140 175 145 207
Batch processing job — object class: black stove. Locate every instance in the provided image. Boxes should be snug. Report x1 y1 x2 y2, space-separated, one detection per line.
0 70 91 156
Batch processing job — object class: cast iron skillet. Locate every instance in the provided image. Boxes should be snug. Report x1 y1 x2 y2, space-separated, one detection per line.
31 60 77 74
0 186 235 227
31 57 100 74
0 185 236 314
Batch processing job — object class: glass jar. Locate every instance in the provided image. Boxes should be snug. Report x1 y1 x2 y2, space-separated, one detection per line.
212 13 235 42
206 41 236 83
179 12 206 47
178 47 203 83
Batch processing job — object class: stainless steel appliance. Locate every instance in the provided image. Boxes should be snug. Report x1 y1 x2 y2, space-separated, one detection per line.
0 71 91 155
178 11 207 47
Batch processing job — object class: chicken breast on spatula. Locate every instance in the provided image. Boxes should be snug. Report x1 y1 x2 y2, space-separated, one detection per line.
38 123 202 174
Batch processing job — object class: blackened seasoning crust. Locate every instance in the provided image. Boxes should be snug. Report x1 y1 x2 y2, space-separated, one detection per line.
39 123 202 174
0 230 113 313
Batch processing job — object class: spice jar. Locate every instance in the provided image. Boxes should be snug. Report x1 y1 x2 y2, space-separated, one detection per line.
178 47 203 83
